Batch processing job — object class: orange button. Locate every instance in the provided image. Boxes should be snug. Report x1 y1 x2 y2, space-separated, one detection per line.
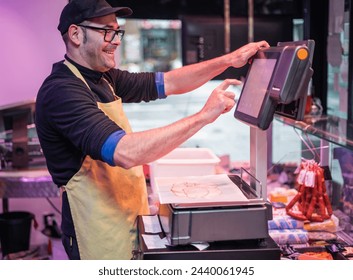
297 48 308 60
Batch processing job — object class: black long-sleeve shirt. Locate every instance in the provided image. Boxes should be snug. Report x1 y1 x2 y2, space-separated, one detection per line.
35 57 159 186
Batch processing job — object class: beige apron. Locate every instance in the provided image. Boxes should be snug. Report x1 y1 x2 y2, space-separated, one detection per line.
63 61 149 259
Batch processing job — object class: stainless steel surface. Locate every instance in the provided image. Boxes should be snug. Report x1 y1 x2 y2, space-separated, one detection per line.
159 203 271 246
0 169 58 198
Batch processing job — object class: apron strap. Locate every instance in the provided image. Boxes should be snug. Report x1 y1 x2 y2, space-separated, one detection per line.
64 60 119 100
63 60 91 90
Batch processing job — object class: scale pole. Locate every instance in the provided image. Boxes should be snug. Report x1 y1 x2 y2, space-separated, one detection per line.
250 127 268 199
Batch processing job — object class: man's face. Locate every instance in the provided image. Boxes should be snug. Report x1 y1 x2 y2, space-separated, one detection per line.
78 14 121 72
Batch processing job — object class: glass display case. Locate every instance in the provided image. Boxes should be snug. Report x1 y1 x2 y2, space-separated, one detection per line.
275 114 353 244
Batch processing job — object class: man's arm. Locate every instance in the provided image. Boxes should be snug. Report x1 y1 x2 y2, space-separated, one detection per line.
164 40 270 95
113 79 240 169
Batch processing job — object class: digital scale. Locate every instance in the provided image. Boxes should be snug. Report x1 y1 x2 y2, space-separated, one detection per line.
138 40 314 259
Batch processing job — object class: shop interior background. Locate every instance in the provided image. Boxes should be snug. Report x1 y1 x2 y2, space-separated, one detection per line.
0 0 350 252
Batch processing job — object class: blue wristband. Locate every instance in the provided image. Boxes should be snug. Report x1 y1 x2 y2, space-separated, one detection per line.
155 72 166 99
101 130 126 166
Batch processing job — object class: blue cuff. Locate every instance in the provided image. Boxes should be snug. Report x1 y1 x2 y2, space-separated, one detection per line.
101 130 126 166
155 72 166 99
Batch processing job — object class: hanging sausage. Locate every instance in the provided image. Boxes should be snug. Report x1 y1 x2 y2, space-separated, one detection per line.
286 160 333 222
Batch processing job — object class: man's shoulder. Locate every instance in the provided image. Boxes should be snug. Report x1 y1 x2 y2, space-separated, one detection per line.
49 60 78 81
39 61 85 93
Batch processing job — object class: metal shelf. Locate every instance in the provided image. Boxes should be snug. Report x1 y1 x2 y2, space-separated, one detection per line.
0 168 58 198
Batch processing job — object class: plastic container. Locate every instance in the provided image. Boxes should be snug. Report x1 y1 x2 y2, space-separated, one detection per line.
0 211 34 257
149 147 220 193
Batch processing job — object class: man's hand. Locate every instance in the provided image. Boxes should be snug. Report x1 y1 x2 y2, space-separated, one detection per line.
201 79 242 123
228 40 270 69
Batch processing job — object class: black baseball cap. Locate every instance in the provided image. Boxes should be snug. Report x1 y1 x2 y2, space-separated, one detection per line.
58 0 133 35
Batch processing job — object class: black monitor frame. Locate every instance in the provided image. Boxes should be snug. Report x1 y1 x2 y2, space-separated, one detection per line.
233 49 281 130
234 40 314 130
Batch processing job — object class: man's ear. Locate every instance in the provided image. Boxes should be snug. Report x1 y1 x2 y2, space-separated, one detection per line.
67 25 81 45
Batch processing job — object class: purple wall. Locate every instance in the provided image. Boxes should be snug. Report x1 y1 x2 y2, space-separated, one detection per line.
0 0 67 251
0 0 67 106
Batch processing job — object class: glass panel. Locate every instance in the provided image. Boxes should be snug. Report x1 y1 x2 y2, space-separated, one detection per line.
327 1 350 119
276 115 353 151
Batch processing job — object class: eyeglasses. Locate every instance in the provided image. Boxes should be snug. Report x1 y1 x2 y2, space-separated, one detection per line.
77 24 125 42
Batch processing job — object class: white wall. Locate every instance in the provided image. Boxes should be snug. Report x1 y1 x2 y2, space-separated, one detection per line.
0 0 67 251
0 0 67 106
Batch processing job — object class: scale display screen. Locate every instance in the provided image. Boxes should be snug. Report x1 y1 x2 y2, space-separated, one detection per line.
236 58 277 118
234 41 313 130
234 49 281 129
